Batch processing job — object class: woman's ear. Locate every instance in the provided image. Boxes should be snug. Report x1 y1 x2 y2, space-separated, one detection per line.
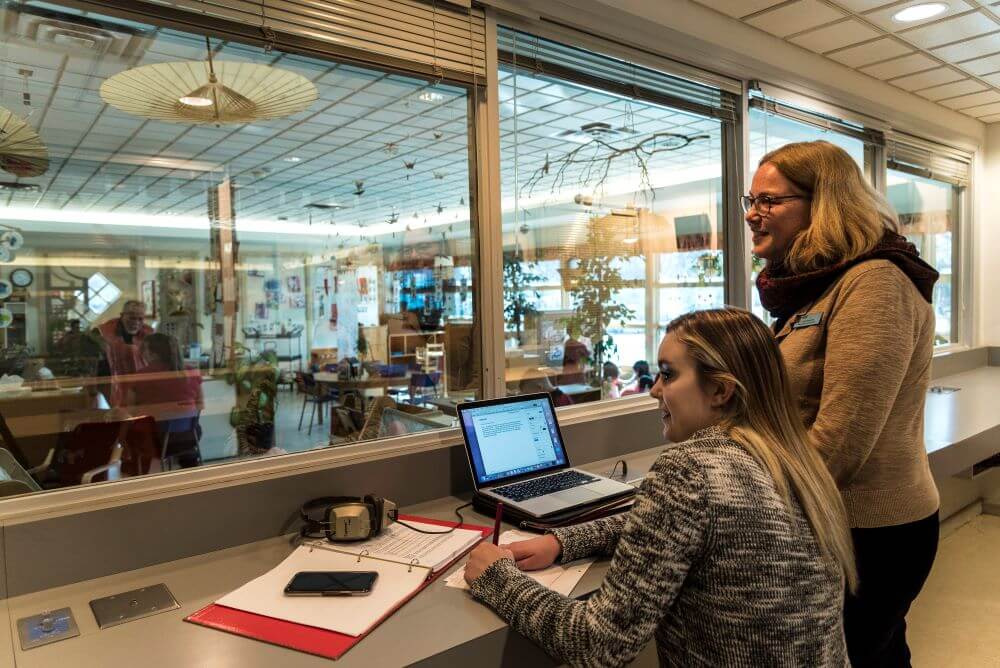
709 378 736 409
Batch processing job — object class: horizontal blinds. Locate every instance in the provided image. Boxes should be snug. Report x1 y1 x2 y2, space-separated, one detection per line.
497 27 737 122
886 132 971 187
749 97 884 146
128 0 485 78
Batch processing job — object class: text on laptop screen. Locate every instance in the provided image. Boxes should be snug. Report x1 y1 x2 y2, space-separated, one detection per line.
462 398 568 485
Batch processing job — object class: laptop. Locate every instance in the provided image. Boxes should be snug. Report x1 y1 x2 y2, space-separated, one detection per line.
457 393 635 519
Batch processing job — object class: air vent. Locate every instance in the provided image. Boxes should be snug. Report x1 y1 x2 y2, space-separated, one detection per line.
1 4 152 57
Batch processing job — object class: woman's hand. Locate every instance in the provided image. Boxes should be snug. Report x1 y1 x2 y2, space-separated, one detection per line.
505 534 562 571
464 543 514 584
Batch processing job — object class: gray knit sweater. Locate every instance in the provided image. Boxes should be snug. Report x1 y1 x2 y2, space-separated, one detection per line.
469 426 847 667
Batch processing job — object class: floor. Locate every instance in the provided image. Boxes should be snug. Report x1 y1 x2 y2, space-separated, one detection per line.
908 514 1000 667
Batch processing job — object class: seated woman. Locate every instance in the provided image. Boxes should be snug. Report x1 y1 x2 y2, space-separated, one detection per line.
127 333 204 468
620 373 654 396
464 308 855 666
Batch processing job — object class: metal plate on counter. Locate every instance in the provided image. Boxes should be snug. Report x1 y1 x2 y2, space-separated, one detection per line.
17 607 79 650
89 583 179 629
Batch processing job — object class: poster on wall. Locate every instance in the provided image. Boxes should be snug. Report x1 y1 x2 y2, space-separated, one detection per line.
264 278 281 309
286 275 302 293
254 303 268 320
288 295 305 309
355 265 379 327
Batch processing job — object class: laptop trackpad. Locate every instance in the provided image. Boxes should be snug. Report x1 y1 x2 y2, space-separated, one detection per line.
550 487 602 504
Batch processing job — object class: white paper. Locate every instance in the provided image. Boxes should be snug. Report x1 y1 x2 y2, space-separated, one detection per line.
313 521 484 573
216 545 429 637
445 530 594 596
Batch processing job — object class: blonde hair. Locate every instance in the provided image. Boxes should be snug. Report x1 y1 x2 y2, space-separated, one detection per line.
666 308 858 592
761 140 897 274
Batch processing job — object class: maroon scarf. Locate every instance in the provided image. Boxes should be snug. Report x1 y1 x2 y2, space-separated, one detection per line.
757 230 939 331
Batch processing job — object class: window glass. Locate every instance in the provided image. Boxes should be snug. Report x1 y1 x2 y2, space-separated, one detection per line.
0 2 478 493
747 107 865 323
888 169 957 344
500 39 727 404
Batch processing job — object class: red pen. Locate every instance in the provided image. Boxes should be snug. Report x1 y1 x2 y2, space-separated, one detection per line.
492 501 503 546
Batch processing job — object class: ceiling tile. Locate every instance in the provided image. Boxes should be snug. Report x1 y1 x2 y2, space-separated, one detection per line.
897 11 998 49
862 1 976 33
938 89 1000 109
828 37 913 67
964 101 1000 115
832 0 896 10
859 52 939 78
984 72 1000 85
933 31 1000 61
979 113 1000 122
890 67 965 90
917 78 988 99
745 0 846 38
788 19 882 52
693 0 784 19
958 53 1000 75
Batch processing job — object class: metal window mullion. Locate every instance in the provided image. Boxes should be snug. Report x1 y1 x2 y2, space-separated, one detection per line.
726 83 750 311
476 9 506 399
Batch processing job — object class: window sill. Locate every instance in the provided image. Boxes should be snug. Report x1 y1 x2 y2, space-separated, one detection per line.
0 394 659 523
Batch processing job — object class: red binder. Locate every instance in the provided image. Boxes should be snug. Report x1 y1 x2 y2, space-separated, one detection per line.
185 515 492 660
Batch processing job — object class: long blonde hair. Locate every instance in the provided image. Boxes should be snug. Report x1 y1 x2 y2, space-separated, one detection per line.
761 140 897 274
667 308 857 591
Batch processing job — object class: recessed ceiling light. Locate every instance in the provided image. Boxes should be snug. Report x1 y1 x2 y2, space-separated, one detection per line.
178 95 213 107
418 91 444 103
283 156 302 162
892 3 947 22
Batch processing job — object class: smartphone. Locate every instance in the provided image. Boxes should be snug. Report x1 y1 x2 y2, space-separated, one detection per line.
283 571 379 596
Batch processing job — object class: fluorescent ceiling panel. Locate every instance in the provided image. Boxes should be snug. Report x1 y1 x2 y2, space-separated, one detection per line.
860 52 939 78
745 0 846 37
789 19 882 52
828 38 913 67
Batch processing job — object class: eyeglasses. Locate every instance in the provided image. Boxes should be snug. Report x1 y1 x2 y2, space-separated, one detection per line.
739 193 809 215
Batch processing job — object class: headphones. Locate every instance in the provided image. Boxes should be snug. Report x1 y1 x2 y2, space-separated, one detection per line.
299 495 398 542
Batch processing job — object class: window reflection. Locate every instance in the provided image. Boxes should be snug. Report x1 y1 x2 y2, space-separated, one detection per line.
0 2 478 494
500 36 727 405
888 169 957 344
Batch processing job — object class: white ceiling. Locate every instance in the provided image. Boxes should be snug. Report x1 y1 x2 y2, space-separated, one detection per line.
0 2 726 255
694 0 1000 124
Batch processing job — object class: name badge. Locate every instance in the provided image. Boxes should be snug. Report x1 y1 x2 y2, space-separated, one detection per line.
792 312 824 329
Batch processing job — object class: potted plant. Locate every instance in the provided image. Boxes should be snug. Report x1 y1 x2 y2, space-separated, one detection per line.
226 343 279 456
563 217 636 391
502 249 544 347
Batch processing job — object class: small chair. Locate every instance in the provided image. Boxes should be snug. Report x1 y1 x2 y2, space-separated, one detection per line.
407 371 441 406
295 371 337 436
157 413 203 471
30 416 157 487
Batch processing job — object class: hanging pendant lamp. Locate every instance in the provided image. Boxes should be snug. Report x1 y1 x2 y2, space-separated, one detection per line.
0 106 49 177
100 37 317 125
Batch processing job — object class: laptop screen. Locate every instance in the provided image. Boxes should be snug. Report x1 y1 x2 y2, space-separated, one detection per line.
459 394 569 486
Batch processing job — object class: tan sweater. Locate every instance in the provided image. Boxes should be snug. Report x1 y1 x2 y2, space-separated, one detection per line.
776 259 939 528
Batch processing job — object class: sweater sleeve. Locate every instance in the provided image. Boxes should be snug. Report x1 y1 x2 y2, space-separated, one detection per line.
811 265 920 485
551 514 628 563
469 449 711 668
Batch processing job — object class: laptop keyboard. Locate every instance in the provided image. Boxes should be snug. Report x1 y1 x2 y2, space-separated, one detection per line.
492 470 599 502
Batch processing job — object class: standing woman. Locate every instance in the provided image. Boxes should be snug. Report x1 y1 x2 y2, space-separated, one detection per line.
747 140 940 667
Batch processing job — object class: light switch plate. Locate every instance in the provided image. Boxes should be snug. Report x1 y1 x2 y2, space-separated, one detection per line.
17 607 79 650
89 583 179 629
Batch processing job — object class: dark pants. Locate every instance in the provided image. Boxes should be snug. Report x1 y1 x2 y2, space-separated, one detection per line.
845 510 939 667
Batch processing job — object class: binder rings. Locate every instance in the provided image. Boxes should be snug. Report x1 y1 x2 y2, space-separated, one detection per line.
185 515 492 660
